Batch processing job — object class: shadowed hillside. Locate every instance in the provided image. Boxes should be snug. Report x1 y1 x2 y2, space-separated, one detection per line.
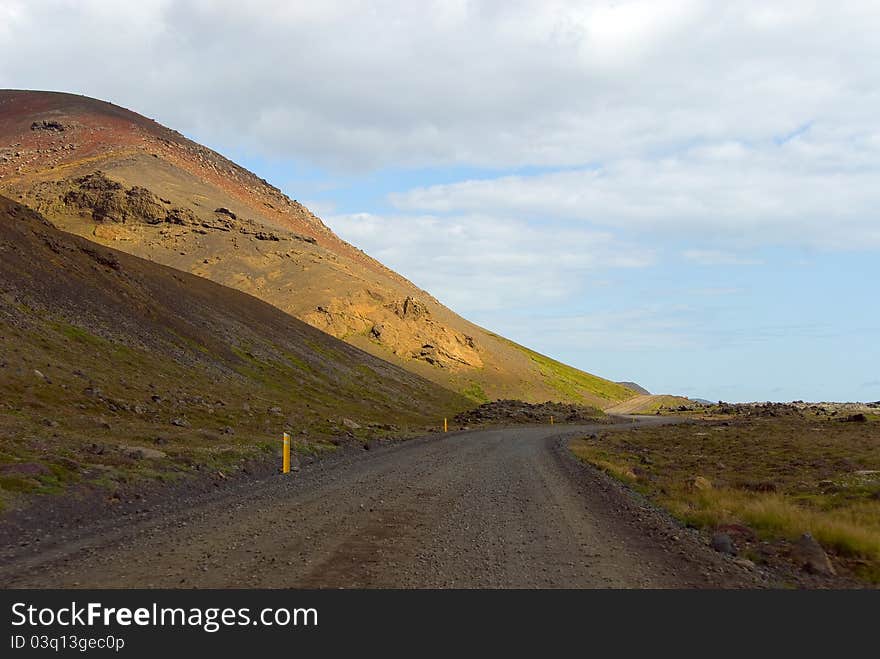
0 196 468 510
0 90 637 409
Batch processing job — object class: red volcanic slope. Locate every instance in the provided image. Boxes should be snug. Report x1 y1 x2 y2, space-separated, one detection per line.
0 89 399 280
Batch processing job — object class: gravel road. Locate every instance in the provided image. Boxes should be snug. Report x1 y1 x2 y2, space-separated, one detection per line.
0 419 760 588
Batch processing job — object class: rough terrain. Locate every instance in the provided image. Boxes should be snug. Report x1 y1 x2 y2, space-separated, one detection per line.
0 419 763 588
453 399 606 427
570 408 880 585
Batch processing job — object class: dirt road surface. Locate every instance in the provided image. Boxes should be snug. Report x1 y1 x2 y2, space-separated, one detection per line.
0 419 759 588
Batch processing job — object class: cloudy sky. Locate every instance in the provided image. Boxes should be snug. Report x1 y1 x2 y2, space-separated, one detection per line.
2 0 878 401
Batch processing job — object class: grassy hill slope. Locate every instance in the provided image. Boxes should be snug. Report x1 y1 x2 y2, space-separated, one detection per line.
605 395 695 415
0 196 469 511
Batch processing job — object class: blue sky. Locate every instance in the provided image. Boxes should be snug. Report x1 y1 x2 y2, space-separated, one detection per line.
2 1 878 402
227 152 879 403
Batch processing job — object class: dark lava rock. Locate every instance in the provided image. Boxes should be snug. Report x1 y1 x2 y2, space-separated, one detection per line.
454 400 604 427
710 532 737 556
31 120 65 132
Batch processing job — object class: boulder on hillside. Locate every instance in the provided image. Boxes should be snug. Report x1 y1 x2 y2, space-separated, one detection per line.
687 475 713 492
710 532 737 556
791 533 836 576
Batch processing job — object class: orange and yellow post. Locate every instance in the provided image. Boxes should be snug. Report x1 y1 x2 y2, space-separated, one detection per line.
444 418 448 433
282 432 291 474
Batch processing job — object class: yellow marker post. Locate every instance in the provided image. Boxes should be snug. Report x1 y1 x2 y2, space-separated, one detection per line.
444 418 448 433
550 416 554 425
282 432 291 474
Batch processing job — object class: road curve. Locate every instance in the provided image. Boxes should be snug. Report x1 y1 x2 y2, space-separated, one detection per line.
0 419 755 588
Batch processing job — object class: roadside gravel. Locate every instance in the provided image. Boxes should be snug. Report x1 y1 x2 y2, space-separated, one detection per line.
0 419 764 588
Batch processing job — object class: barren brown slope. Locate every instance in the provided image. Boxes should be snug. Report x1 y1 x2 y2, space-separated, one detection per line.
0 90 637 408
0 195 468 511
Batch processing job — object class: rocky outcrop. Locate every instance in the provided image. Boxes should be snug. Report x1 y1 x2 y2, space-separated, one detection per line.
30 120 65 132
393 296 426 321
305 292 482 370
791 533 836 576
62 172 185 226
453 400 604 426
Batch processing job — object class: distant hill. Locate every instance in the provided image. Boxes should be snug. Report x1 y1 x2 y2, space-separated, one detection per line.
0 195 469 509
605 395 695 415
0 90 637 409
616 381 651 395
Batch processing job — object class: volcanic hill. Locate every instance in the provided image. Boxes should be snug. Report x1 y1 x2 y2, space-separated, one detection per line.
0 90 636 408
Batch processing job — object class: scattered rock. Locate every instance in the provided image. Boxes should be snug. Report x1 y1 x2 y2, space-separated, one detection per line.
688 475 713 492
791 533 836 576
342 418 361 430
414 344 442 367
125 446 167 460
170 417 190 427
818 479 840 493
710 532 737 556
222 426 235 435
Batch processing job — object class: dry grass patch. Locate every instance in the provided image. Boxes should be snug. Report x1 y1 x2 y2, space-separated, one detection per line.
570 415 880 582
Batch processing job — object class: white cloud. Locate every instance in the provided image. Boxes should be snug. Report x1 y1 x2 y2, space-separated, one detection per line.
2 1 880 174
2 2 878 249
324 212 654 312
390 132 880 249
